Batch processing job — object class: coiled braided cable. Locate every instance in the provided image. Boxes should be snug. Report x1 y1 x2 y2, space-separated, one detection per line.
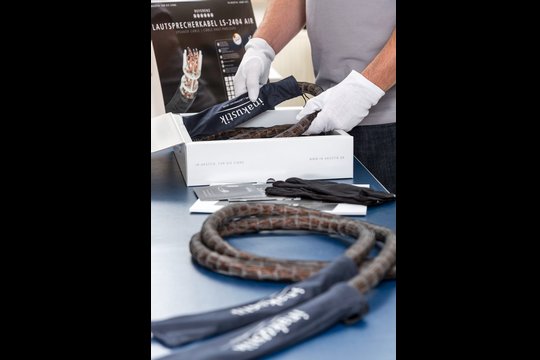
189 203 396 293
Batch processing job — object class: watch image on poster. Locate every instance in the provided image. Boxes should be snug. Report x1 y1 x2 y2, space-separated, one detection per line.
151 0 257 113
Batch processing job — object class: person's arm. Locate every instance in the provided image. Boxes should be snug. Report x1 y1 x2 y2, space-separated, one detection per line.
234 1 306 101
361 28 396 91
254 0 306 54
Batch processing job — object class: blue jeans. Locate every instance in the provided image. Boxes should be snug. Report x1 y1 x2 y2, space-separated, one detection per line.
348 123 396 194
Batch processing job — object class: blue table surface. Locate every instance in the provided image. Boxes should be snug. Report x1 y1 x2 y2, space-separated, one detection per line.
151 149 396 360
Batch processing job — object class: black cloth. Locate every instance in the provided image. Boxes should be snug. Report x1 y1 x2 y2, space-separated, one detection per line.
183 76 302 138
157 283 368 360
151 256 357 347
349 122 396 194
265 177 396 206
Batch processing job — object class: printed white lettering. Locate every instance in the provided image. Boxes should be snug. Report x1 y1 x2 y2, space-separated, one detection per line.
151 18 247 31
218 98 265 125
230 287 305 316
230 309 310 352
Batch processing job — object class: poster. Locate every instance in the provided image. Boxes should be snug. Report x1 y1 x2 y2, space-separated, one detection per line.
151 0 257 113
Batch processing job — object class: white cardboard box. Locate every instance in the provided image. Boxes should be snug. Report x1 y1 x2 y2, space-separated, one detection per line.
152 108 353 186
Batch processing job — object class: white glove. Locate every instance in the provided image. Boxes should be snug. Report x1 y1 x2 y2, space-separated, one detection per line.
233 38 275 102
298 70 385 135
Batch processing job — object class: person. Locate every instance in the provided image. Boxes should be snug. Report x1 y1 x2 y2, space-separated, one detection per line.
233 0 396 193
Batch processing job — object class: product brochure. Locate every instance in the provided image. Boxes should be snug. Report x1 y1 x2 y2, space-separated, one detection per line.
192 183 272 201
190 183 371 216
151 0 257 113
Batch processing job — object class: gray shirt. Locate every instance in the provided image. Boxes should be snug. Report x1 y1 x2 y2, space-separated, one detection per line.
306 0 396 125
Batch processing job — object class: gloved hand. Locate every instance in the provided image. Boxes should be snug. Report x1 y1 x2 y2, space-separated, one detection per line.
297 70 385 135
233 37 275 102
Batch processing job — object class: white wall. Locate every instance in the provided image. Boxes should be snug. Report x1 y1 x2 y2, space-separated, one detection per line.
151 41 166 118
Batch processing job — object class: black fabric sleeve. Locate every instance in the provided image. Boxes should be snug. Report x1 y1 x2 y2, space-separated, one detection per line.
156 283 368 360
182 76 302 138
151 256 357 347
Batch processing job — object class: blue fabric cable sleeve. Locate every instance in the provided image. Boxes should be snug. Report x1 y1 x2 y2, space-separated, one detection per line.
151 256 357 347
157 282 368 360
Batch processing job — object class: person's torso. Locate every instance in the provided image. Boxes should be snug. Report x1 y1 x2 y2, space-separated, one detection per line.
306 0 396 125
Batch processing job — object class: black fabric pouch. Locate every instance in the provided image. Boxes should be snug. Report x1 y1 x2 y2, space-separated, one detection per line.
266 177 396 206
157 283 368 360
182 76 302 139
151 256 357 347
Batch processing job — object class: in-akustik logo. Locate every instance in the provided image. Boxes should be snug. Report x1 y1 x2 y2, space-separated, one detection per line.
229 309 310 352
230 287 306 316
218 98 265 125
